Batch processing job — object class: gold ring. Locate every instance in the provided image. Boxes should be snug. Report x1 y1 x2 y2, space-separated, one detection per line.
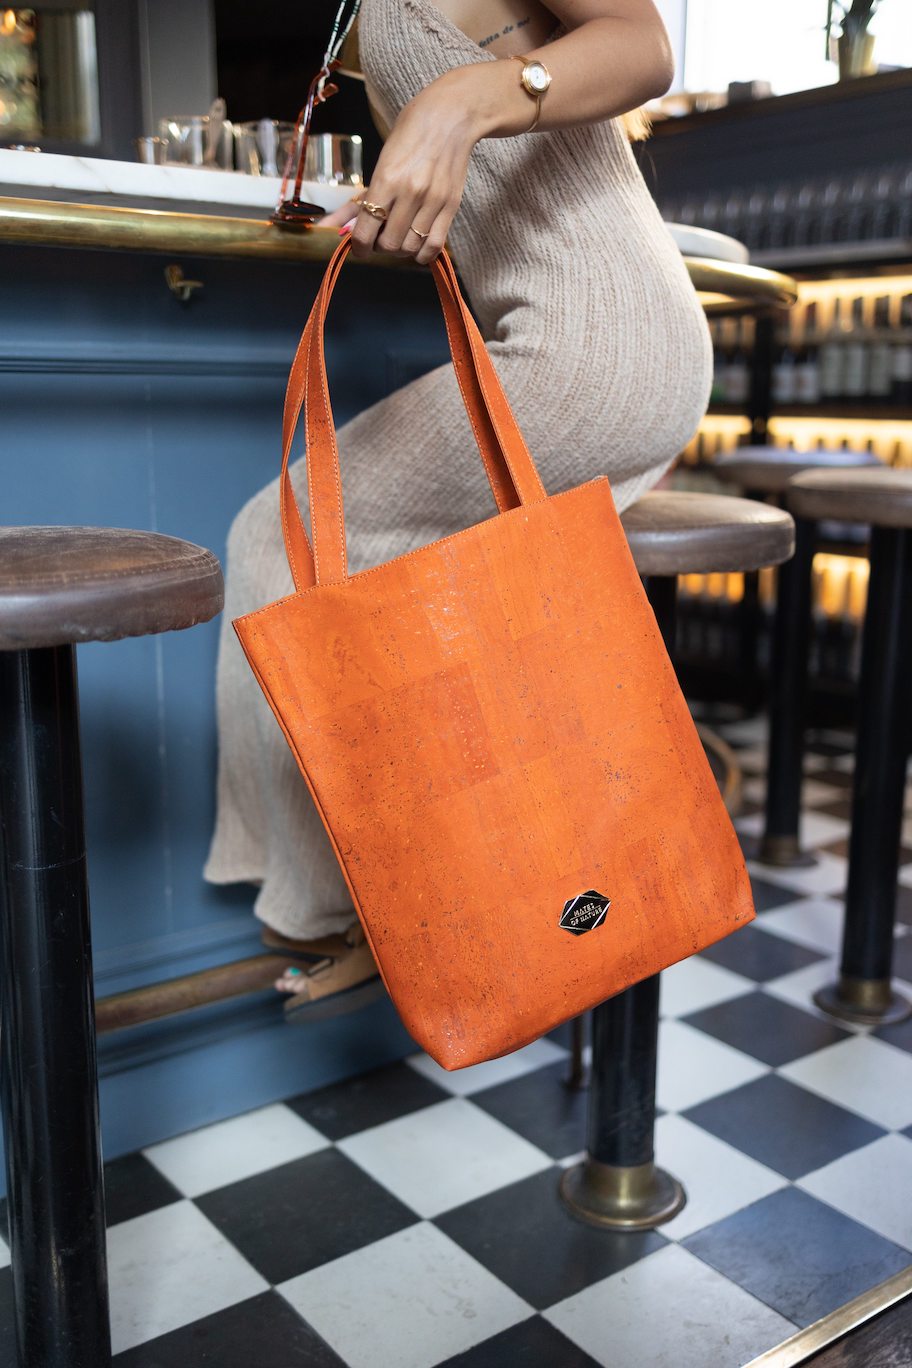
359 200 389 221
409 225 430 240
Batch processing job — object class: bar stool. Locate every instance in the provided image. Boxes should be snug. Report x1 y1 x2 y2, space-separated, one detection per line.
784 470 912 1028
714 446 880 866
0 526 223 1368
559 491 794 1229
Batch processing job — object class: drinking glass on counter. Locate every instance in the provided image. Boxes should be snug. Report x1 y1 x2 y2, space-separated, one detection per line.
158 115 234 169
235 120 298 177
235 123 363 185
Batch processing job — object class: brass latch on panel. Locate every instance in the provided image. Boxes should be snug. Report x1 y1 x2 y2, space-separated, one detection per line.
165 264 204 304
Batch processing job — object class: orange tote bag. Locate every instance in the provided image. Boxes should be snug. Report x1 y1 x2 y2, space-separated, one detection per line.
233 236 755 1070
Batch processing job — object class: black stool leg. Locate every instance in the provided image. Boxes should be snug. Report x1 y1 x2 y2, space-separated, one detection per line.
815 528 912 1027
559 576 685 1229
759 515 817 866
0 647 112 1368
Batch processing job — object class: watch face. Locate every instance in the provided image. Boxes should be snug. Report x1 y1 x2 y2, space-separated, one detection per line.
525 62 550 93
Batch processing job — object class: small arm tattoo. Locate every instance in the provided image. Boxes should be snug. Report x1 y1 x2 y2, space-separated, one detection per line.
479 16 531 47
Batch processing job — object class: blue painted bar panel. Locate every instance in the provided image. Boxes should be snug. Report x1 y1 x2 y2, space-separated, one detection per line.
0 242 452 1189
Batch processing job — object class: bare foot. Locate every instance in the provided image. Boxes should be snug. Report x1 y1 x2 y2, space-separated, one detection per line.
274 962 330 995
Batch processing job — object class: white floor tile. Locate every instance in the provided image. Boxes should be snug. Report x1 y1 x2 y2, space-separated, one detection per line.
799 811 851 848
406 1036 567 1096
765 963 842 1017
143 1104 328 1197
107 1200 268 1354
735 812 764 837
780 1035 912 1130
0 1238 8 1270
759 898 846 955
741 778 842 811
749 852 848 898
657 1020 768 1113
545 1243 793 1368
799 1134 912 1251
337 1097 551 1218
277 1222 531 1368
659 956 754 1019
656 1115 786 1241
731 745 768 774
724 718 769 746
901 866 912 890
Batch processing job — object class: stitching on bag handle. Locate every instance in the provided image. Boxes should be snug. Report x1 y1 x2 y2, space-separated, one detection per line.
433 273 514 514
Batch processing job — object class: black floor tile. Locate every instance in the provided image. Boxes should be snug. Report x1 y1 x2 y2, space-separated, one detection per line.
681 991 851 1067
814 799 853 822
470 1060 588 1160
105 1153 185 1228
438 1313 601 1367
809 767 854 791
684 1187 911 1328
748 877 807 915
874 1012 912 1055
195 1149 417 1285
890 933 912 983
698 923 824 982
286 1060 449 1141
806 738 854 759
435 1166 665 1310
113 1290 345 1366
888 884 912 928
682 1074 885 1180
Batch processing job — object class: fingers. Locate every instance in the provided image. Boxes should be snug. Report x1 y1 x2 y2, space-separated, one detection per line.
316 197 365 228
347 187 453 265
412 205 453 266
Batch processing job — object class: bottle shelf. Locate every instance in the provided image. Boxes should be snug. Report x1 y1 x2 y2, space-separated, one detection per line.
706 403 912 421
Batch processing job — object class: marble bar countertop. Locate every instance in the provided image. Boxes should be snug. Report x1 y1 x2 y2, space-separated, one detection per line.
0 150 750 264
0 148 355 217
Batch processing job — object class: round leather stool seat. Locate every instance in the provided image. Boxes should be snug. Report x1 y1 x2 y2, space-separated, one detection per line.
0 526 224 650
714 445 880 495
788 467 912 529
621 491 795 575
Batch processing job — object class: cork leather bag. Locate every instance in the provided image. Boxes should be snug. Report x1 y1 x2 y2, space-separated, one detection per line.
233 237 755 1070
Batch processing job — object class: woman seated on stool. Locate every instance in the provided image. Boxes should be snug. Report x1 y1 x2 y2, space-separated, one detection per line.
204 0 712 1019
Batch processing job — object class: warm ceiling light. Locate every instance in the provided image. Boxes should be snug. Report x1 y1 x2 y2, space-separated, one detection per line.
1 11 18 36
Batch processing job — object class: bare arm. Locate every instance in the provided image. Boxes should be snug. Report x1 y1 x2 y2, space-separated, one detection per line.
465 0 674 137
329 0 673 264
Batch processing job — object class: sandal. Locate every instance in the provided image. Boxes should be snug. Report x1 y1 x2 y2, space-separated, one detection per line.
260 922 386 1023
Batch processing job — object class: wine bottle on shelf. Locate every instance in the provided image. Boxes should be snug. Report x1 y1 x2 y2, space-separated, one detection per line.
842 297 868 402
820 298 847 403
867 295 894 403
892 295 912 407
772 325 797 406
723 320 750 406
793 300 820 406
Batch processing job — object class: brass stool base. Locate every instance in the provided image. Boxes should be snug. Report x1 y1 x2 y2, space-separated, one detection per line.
813 977 912 1027
559 1158 686 1231
754 834 818 869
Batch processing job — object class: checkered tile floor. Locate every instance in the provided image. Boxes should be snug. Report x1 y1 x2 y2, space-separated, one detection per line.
2 715 911 1367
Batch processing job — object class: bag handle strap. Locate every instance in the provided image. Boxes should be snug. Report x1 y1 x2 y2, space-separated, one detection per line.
280 235 547 589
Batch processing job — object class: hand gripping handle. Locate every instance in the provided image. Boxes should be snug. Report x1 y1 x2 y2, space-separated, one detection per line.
279 235 547 590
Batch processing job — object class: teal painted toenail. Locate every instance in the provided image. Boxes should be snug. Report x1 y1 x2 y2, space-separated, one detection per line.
287 967 302 976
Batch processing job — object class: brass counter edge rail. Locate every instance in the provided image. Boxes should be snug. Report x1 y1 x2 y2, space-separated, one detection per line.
0 195 798 305
742 1264 912 1368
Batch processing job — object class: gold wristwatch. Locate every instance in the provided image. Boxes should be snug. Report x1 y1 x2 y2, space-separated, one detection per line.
510 55 552 132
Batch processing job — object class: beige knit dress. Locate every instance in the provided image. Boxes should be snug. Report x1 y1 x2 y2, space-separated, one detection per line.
203 0 713 939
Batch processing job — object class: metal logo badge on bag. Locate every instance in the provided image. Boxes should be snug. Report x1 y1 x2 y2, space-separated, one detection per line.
560 890 610 935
